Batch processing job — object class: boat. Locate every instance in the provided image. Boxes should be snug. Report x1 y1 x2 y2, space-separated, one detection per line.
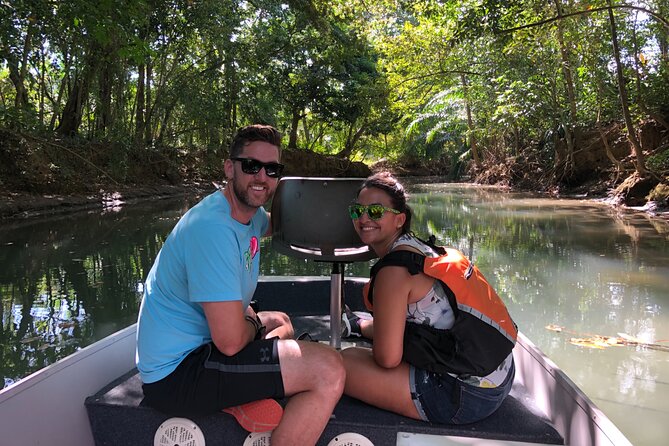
0 178 632 446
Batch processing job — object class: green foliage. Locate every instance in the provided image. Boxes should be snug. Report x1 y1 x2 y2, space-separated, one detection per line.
647 148 669 172
1 0 668 178
404 88 468 160
0 104 42 131
647 183 669 203
645 60 669 117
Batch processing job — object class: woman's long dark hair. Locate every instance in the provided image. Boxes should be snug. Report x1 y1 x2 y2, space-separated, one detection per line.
358 171 412 234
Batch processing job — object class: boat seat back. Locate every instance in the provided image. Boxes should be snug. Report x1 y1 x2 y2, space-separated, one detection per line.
271 177 376 262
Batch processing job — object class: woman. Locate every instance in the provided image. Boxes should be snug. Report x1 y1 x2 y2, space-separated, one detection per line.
340 171 515 425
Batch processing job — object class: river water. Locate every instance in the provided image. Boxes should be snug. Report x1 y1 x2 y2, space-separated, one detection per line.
1 182 668 445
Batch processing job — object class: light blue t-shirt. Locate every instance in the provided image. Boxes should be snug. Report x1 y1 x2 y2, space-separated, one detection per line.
136 191 269 383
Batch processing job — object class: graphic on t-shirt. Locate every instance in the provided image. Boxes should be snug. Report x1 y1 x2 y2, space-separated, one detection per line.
244 236 260 270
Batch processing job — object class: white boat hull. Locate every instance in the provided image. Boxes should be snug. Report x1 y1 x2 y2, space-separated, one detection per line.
0 324 136 446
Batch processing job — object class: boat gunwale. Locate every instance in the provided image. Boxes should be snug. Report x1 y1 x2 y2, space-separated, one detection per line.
514 332 632 446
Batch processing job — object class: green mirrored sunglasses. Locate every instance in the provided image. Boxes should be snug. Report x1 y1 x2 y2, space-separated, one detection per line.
348 203 400 220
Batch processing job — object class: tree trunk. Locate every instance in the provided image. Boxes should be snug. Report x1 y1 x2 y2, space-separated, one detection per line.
660 32 668 61
157 103 174 143
57 64 97 136
57 39 103 136
460 73 480 168
337 122 366 159
39 45 45 124
49 71 68 131
223 50 239 136
145 61 153 144
288 107 300 149
607 1 647 175
13 20 34 109
112 61 126 133
4 47 30 111
553 0 577 123
135 63 146 144
302 115 311 146
57 78 85 136
308 124 326 152
597 122 625 182
658 3 668 60
553 0 577 176
97 55 113 136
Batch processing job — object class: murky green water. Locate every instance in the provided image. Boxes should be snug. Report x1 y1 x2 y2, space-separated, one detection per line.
1 182 668 445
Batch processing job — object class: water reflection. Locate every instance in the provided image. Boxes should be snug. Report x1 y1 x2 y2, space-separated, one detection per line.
0 192 367 388
1 184 668 445
0 197 195 387
404 186 668 446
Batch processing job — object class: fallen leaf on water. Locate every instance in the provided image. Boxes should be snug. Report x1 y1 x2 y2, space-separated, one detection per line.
617 333 643 344
570 337 607 349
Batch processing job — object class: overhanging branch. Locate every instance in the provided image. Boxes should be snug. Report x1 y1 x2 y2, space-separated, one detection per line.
394 69 481 87
499 4 669 34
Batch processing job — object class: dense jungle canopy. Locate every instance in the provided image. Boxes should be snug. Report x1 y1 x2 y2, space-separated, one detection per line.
1 0 668 214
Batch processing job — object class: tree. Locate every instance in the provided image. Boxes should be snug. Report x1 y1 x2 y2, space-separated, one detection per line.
606 0 646 175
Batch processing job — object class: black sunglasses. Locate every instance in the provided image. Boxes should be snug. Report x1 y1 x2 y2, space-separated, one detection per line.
348 203 400 220
231 157 284 178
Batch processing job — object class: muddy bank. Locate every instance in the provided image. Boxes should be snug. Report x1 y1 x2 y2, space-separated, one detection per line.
1 123 667 221
0 184 210 219
0 129 372 219
4 171 666 223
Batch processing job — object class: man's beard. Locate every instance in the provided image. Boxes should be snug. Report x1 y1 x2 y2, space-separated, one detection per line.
232 177 269 209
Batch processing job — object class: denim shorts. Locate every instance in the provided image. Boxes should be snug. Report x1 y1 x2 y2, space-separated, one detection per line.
410 360 515 425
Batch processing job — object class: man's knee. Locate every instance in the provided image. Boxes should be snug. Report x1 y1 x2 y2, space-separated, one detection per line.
260 311 294 335
278 341 345 397
313 346 346 391
276 311 291 327
259 310 289 323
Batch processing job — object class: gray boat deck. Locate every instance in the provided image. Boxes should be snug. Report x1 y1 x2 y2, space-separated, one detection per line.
85 278 563 445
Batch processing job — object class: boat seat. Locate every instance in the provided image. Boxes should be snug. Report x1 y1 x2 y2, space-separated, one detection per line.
86 365 563 446
86 279 563 446
271 177 377 348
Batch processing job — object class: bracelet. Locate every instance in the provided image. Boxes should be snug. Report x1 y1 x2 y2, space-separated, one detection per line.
245 315 266 340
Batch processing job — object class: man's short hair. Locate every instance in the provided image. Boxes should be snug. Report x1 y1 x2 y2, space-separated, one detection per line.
229 125 282 158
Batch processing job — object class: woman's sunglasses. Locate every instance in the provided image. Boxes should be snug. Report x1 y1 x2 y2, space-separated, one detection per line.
348 203 400 220
231 157 284 178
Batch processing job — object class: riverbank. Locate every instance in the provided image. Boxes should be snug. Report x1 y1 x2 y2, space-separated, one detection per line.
1 126 667 221
2 173 667 222
0 183 208 219
0 128 372 219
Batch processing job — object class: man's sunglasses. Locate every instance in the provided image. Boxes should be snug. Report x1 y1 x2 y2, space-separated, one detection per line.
348 203 400 220
231 157 284 178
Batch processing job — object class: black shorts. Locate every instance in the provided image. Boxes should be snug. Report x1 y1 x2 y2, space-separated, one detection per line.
141 338 284 416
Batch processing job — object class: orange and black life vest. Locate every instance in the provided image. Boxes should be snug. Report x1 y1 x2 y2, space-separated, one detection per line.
364 247 518 377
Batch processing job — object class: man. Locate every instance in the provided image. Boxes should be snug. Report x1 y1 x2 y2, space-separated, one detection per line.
136 124 345 446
